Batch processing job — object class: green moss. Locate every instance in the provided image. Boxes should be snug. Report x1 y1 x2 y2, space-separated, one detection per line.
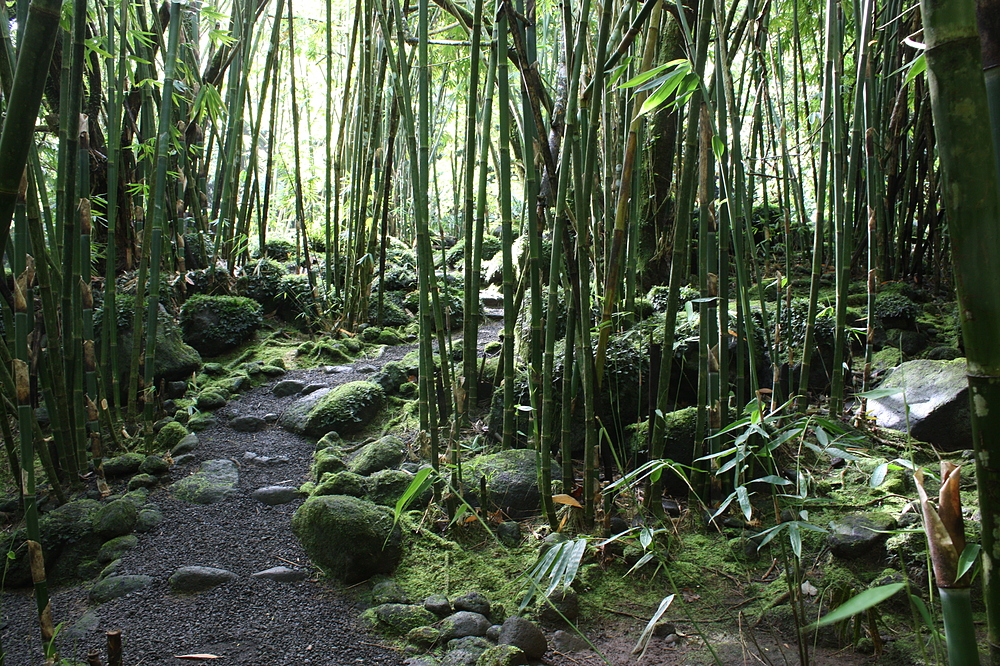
313 471 366 497
152 422 188 452
305 381 385 437
312 448 347 478
180 294 263 356
391 517 538 605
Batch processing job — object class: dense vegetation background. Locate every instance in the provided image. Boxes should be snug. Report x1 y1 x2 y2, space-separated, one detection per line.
4 0 1000 662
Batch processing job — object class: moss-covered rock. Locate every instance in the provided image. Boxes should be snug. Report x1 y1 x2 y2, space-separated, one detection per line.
93 499 138 539
291 495 403 584
89 575 155 603
278 381 386 438
464 449 560 520
239 258 287 308
188 413 217 431
103 452 145 478
127 474 159 491
313 471 366 497
365 469 424 507
309 448 347 481
377 329 405 345
97 535 139 564
172 459 239 504
180 294 263 356
153 421 188 452
139 455 170 476
96 298 202 383
367 603 438 636
348 435 407 475
196 391 228 410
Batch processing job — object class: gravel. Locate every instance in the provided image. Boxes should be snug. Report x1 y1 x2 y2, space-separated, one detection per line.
0 362 412 665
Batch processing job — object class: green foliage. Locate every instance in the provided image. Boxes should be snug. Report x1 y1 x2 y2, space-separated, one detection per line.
874 292 919 327
373 294 412 327
264 238 295 261
239 258 287 306
647 284 699 312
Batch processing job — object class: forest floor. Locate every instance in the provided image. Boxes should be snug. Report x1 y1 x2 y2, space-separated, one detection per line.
0 322 921 665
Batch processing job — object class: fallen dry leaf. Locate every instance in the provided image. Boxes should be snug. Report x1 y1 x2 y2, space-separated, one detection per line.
175 655 221 660
552 494 583 508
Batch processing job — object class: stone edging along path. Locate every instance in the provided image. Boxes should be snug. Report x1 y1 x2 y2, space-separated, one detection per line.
3 359 412 666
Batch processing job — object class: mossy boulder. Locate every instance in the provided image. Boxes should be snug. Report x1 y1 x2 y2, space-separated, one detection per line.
371 361 410 395
311 447 347 478
368 603 438 636
97 298 202 383
93 499 138 539
97 535 139 564
291 495 403 584
348 435 407 475
313 471 366 497
867 358 972 450
4 499 106 587
365 469 424 507
239 258 287 308
278 381 386 438
153 421 188 452
89 575 154 603
103 452 145 478
629 406 697 495
139 455 170 476
196 391 228 410
180 294 263 356
464 449 560 520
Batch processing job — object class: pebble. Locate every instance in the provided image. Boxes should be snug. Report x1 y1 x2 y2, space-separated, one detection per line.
230 415 267 432
251 566 308 582
252 486 302 505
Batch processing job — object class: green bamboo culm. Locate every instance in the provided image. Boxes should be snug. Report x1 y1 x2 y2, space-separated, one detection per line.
141 0 184 445
0 0 63 249
919 0 1000 660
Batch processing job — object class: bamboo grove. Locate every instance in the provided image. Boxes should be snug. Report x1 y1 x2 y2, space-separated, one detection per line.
3 0 1000 659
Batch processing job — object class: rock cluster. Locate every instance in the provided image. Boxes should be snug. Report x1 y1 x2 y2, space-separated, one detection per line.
367 590 551 666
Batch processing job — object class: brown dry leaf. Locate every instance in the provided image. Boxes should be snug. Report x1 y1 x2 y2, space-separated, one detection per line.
552 494 583 508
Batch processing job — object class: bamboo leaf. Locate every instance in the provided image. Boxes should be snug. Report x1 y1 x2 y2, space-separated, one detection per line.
788 522 802 558
904 53 926 86
956 543 981 583
855 387 904 400
737 486 752 521
618 59 687 88
639 527 653 550
632 595 675 658
807 583 906 629
712 135 725 160
870 462 889 488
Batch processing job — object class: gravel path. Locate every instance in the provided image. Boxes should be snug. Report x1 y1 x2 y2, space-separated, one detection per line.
0 362 427 665
1 323 506 666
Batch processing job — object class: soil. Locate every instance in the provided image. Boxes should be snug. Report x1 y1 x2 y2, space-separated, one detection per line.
0 324 880 666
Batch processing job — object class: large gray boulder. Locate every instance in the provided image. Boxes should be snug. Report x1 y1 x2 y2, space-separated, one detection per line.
278 381 385 438
464 449 560 520
291 494 402 584
172 459 239 504
108 303 202 382
867 358 971 450
4 499 102 588
828 512 897 559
